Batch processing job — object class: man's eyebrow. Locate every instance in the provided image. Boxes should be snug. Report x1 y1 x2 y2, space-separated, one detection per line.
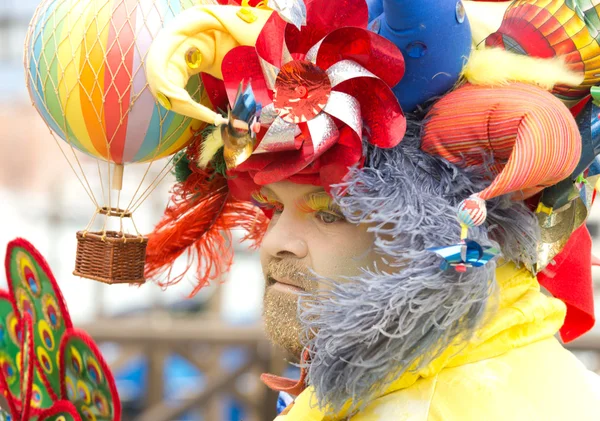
302 190 329 201
297 190 342 211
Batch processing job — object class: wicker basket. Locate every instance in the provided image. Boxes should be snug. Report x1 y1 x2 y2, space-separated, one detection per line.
74 231 148 284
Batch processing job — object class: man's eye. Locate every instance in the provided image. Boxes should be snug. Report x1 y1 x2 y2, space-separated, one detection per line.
257 201 283 213
268 203 283 214
316 211 344 224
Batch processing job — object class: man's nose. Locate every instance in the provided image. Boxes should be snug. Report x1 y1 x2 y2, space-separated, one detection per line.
262 210 309 259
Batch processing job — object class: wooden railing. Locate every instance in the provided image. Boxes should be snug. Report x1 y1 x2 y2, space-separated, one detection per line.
82 316 285 421
83 318 600 421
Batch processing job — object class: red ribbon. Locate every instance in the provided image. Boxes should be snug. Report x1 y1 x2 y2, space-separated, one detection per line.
260 349 310 396
537 224 596 343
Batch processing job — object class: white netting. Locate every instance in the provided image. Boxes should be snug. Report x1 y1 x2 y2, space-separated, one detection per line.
24 0 214 234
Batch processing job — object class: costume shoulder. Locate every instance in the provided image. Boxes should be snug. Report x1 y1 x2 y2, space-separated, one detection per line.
351 337 600 421
426 338 600 421
349 375 438 421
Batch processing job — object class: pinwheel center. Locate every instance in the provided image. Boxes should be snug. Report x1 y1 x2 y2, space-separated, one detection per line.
273 60 331 124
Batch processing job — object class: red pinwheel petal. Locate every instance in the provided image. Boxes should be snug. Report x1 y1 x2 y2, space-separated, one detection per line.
335 78 406 148
252 126 318 184
256 13 288 68
288 172 322 185
201 73 228 112
253 144 315 185
316 27 405 88
221 46 273 107
233 150 274 173
320 125 363 167
233 126 309 175
216 0 265 6
318 126 364 190
227 171 259 202
285 0 368 57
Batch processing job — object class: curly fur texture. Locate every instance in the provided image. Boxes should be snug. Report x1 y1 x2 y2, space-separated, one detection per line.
297 114 541 414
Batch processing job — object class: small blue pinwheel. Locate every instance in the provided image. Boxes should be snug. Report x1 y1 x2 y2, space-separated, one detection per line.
428 240 500 272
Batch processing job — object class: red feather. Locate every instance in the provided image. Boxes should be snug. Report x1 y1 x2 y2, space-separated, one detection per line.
145 141 269 296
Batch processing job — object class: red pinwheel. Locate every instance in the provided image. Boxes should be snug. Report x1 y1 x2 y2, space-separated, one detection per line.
221 0 406 190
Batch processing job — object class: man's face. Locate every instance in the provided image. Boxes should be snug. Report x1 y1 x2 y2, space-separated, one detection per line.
259 181 380 358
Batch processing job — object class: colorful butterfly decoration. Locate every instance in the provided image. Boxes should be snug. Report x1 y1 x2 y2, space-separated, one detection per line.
0 238 120 421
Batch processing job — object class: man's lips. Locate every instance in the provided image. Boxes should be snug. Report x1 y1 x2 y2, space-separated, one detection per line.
268 276 305 292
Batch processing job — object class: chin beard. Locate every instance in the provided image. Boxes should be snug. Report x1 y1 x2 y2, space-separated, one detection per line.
263 286 305 358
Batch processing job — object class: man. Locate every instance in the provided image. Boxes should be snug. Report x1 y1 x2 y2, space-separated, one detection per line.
144 0 600 419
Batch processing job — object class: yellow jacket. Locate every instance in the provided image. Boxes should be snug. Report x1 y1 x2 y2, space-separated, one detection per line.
277 262 600 420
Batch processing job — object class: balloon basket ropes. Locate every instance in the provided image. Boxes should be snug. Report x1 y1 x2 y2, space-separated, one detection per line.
74 207 147 285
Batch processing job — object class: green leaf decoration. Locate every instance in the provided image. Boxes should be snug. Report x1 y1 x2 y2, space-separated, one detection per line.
172 150 192 183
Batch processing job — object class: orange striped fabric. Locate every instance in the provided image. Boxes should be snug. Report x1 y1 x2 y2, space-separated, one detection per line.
422 82 581 201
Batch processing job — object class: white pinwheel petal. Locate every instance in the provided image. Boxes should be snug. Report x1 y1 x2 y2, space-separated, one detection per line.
253 116 297 154
307 112 339 156
259 57 280 91
323 90 362 138
326 59 377 88
305 38 324 64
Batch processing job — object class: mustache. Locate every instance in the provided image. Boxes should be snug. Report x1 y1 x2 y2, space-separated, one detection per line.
264 259 319 291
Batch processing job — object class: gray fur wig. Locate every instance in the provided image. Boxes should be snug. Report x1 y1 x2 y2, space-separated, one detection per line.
297 111 542 414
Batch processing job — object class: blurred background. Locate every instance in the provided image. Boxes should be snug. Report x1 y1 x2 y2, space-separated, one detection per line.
1 1 287 420
1 1 600 420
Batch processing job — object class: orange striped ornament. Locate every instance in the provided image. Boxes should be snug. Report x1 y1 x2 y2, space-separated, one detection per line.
422 82 581 206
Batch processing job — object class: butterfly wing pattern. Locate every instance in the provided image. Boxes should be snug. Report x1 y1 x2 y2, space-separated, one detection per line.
0 238 121 421
0 289 24 414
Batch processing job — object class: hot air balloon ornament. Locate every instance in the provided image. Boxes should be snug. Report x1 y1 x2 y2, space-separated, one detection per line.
485 0 600 108
23 0 215 284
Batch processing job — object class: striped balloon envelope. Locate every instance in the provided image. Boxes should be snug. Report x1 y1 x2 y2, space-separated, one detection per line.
485 0 600 108
24 0 211 164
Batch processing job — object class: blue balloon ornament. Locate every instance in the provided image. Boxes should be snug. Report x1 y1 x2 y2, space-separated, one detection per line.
368 0 472 112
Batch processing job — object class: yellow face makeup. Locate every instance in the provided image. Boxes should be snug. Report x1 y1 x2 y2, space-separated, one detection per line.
251 189 283 212
254 187 345 223
296 191 341 214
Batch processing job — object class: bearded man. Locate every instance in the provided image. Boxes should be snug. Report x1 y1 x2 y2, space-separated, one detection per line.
144 0 600 419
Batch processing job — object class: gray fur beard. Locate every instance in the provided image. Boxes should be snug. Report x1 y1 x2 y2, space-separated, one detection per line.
296 114 541 415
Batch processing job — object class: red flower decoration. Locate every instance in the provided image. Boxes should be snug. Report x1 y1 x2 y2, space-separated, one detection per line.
221 0 406 198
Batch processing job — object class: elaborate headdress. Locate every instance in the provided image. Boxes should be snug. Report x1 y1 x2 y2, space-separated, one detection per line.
145 0 599 369
139 0 600 416
144 0 598 340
